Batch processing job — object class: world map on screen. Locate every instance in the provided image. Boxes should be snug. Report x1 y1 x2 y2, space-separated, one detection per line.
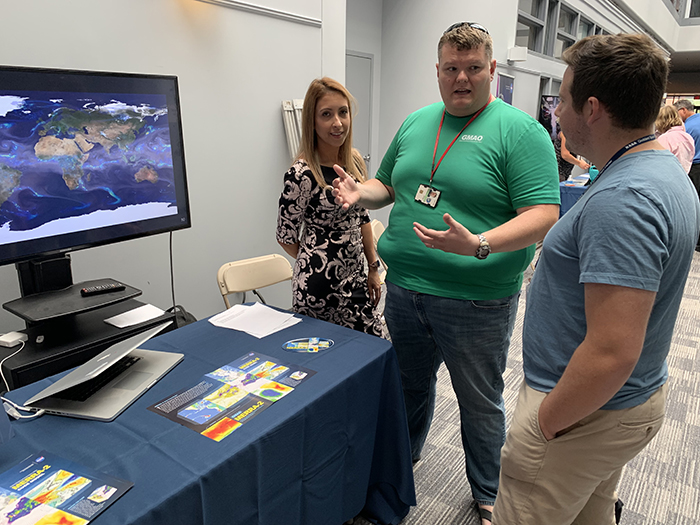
0 91 177 237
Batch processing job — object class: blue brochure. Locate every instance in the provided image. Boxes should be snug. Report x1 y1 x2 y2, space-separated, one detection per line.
0 450 132 523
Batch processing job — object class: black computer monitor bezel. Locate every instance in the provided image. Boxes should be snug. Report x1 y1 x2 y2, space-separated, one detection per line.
0 65 191 269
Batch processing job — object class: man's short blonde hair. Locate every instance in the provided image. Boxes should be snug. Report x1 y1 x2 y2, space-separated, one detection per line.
438 23 493 61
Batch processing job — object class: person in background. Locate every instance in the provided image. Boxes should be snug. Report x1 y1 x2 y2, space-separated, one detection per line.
556 130 590 181
332 22 559 525
493 33 700 524
655 104 694 173
674 99 700 171
276 77 383 337
674 98 700 251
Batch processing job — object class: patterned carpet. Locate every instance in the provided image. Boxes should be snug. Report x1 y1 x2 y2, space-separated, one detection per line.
359 252 700 525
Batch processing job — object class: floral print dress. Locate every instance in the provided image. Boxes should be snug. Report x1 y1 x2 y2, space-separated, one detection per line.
276 160 382 337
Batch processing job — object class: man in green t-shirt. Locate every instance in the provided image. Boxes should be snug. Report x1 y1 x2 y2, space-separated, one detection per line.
332 22 559 525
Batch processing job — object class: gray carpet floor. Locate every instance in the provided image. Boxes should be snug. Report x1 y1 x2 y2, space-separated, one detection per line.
359 252 700 525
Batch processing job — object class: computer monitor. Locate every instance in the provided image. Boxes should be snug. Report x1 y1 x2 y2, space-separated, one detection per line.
0 65 191 296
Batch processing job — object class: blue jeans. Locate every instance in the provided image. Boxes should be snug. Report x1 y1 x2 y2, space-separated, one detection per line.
384 281 520 506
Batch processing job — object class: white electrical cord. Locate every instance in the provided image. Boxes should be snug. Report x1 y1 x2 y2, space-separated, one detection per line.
1 396 44 420
0 341 45 420
0 340 25 393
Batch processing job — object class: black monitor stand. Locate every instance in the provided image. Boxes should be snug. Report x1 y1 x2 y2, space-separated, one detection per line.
5 254 143 325
1 254 175 390
17 254 75 297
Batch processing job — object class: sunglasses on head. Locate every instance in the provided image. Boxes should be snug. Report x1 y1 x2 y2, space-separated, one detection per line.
444 22 489 35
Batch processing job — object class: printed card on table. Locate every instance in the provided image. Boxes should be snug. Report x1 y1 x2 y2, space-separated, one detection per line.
0 451 132 524
148 352 315 441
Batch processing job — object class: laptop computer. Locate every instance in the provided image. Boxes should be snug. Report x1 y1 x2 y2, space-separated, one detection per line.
24 322 183 422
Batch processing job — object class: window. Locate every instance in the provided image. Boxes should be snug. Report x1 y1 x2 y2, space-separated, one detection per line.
539 76 551 103
554 36 574 59
551 79 562 95
517 1 546 54
516 21 540 51
544 0 558 55
664 0 700 20
519 0 544 18
577 19 593 40
517 1 610 59
558 6 576 34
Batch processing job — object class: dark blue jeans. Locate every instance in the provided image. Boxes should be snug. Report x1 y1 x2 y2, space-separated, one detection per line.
384 281 520 506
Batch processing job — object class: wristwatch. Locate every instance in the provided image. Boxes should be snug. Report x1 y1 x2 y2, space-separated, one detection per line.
368 260 381 269
475 234 491 260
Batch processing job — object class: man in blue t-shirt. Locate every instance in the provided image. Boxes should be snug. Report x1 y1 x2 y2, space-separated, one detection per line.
675 98 700 251
493 34 700 525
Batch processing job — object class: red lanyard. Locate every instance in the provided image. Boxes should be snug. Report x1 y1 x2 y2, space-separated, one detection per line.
430 97 492 185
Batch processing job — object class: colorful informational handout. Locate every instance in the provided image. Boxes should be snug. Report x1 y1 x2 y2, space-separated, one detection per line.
282 337 334 353
148 352 315 441
0 451 132 524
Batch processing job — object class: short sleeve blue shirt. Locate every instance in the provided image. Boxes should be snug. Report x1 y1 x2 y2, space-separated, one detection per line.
523 150 700 409
683 113 700 164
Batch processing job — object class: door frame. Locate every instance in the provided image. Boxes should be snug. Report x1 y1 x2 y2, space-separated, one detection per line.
346 50 374 171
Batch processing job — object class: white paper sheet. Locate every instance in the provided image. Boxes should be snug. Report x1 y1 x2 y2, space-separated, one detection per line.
104 304 166 328
208 303 300 338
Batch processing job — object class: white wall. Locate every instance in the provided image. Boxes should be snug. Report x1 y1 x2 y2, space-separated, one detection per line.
616 0 680 49
0 0 346 332
347 0 383 178
324 0 347 81
346 0 391 226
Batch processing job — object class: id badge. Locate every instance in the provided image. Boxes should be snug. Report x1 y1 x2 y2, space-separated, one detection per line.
415 183 441 208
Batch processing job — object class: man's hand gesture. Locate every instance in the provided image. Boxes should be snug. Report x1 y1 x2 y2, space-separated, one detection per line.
331 164 359 210
413 213 479 256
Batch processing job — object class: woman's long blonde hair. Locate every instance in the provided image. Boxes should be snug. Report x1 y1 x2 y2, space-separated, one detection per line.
655 105 684 135
297 77 367 189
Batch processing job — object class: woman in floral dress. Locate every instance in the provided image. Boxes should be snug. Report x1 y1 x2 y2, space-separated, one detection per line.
276 77 382 337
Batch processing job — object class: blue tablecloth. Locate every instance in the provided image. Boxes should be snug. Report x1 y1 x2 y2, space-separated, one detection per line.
560 181 588 217
4 313 416 525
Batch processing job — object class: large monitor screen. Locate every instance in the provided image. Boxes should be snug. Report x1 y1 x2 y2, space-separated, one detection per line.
0 66 191 267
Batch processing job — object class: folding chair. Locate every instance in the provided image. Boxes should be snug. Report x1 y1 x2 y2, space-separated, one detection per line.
216 254 293 308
